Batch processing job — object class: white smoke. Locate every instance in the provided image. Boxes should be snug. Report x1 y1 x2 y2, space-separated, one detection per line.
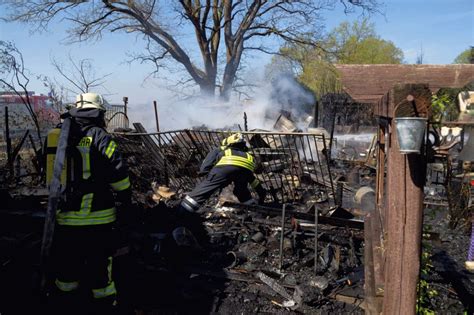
127 73 315 132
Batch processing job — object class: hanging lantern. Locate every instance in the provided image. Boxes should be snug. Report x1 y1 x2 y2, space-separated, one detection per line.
394 117 427 154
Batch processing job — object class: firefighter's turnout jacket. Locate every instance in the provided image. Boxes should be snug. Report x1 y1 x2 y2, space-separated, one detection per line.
181 146 263 212
45 107 130 303
46 108 131 226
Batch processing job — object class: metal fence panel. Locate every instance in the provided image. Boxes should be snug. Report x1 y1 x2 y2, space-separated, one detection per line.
115 129 335 207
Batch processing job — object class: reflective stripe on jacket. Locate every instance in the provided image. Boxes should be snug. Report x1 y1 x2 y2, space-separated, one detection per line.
215 148 255 172
46 124 130 226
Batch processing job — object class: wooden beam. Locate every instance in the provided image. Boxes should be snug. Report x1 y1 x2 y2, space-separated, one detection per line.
335 64 474 106
374 124 386 293
382 84 429 315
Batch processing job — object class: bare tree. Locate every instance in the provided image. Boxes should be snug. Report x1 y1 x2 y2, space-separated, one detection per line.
0 40 43 148
41 76 70 114
2 0 382 100
51 54 112 95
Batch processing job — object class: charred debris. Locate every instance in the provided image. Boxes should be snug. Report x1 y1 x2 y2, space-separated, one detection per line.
113 109 375 313
1 104 377 313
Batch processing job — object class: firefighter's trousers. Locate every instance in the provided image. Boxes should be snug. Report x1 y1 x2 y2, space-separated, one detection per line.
186 165 254 209
52 223 117 301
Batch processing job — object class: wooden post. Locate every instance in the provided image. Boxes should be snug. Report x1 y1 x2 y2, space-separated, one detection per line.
243 112 248 131
382 84 429 315
314 205 318 274
153 100 160 132
357 186 381 313
279 203 286 272
5 106 13 178
374 119 387 292
123 97 128 117
29 133 41 175
328 97 336 159
364 213 378 314
314 99 319 128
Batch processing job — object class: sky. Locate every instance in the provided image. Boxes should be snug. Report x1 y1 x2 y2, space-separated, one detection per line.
0 0 473 128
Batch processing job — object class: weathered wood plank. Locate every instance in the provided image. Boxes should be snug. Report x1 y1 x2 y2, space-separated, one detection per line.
382 84 429 315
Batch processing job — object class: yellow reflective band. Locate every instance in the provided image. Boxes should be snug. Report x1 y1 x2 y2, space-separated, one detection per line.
57 207 116 226
105 140 117 158
110 176 131 191
251 178 260 189
107 257 113 282
215 156 255 172
80 193 94 213
77 146 91 179
55 279 79 292
92 281 117 299
247 153 254 162
59 207 115 219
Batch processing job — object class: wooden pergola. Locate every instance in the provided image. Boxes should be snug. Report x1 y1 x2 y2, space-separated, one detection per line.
335 64 474 315
335 64 474 105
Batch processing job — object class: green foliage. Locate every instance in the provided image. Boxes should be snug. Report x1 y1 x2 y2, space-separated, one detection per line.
431 88 462 122
417 279 437 315
431 93 451 122
340 37 403 64
299 60 343 96
325 19 404 64
268 19 405 98
417 229 438 314
453 47 474 64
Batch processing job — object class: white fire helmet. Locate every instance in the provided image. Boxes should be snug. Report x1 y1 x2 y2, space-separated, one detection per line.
75 93 107 111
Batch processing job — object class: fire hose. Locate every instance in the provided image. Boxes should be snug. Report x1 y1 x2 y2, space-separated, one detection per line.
39 118 72 294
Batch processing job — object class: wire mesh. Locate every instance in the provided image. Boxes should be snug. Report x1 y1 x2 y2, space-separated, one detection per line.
115 129 336 207
106 105 129 131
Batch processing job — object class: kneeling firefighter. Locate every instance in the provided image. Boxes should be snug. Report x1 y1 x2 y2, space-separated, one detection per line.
176 133 267 239
45 93 132 313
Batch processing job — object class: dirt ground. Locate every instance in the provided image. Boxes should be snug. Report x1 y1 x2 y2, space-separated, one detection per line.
422 206 474 314
0 189 473 314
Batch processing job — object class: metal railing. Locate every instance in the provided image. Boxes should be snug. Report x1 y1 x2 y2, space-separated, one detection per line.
115 128 336 206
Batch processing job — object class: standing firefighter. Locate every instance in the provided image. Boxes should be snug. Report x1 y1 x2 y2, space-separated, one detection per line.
179 133 267 216
45 93 131 313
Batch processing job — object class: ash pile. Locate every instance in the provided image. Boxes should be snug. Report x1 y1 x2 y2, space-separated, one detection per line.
114 122 370 314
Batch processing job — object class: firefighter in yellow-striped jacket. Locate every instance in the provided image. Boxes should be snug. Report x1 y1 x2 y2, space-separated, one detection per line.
45 93 131 313
180 133 267 214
